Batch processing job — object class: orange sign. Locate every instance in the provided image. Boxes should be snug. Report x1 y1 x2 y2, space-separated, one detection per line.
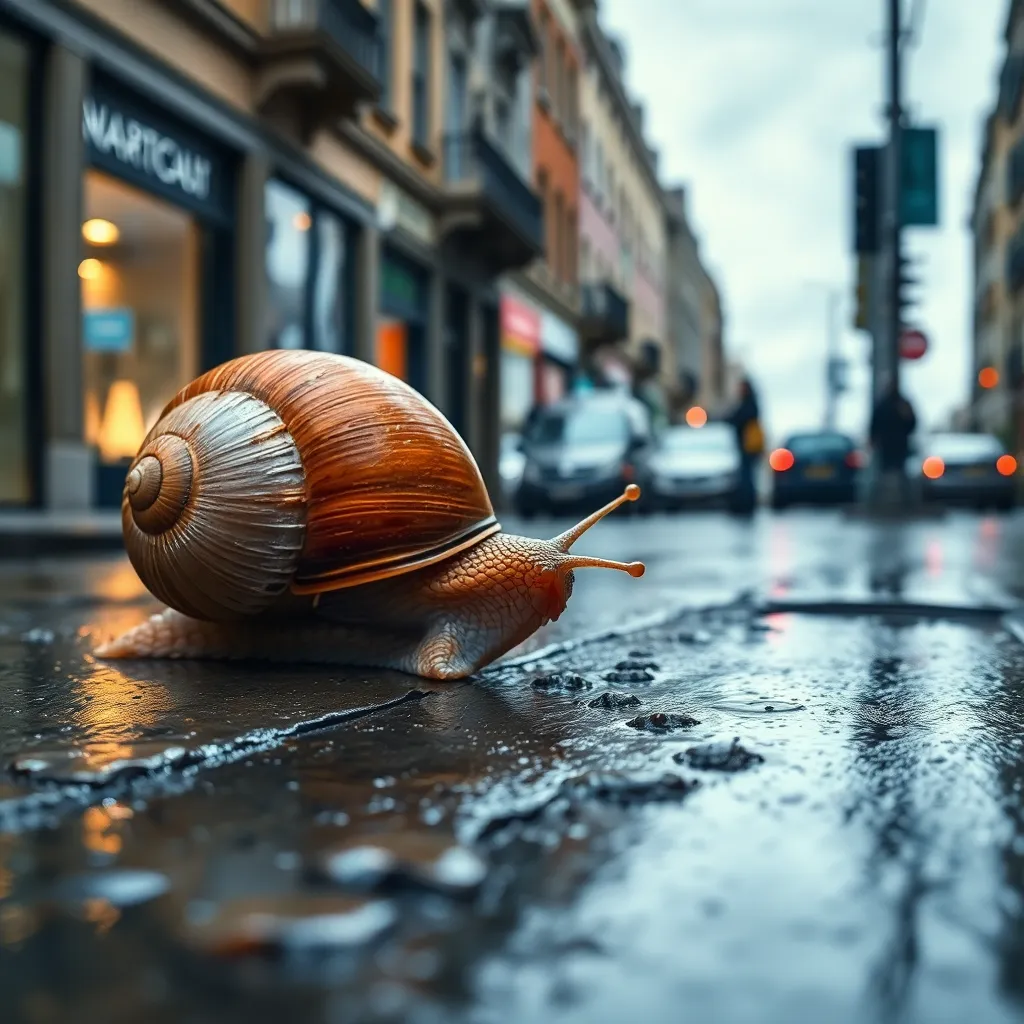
377 320 407 381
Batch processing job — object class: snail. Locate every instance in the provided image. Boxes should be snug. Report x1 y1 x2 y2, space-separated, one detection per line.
95 350 645 680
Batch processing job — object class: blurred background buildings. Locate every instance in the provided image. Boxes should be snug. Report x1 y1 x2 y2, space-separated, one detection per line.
0 0 728 514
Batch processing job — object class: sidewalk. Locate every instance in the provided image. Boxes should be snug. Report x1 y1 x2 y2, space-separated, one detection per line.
0 509 123 558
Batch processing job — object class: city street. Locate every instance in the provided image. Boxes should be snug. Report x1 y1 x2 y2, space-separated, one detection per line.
3 507 1024 1022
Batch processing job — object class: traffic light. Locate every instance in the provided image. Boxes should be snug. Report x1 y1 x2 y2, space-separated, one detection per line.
853 256 870 330
852 146 881 254
896 243 923 329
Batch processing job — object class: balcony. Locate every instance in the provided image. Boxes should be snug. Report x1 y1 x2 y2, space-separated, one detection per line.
580 281 630 345
256 0 381 139
440 130 544 274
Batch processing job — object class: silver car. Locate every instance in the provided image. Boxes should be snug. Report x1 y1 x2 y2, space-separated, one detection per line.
641 423 741 510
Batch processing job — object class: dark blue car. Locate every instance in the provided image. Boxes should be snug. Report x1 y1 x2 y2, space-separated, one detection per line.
769 431 863 510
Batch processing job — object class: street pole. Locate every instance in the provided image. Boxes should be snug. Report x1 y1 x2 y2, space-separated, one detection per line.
824 288 840 431
885 0 903 402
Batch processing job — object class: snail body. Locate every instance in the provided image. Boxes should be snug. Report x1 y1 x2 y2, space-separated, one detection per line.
96 350 644 680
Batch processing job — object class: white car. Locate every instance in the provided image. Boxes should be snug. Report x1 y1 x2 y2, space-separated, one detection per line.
640 423 741 510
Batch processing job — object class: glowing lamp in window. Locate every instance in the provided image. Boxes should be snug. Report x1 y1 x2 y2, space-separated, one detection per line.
98 379 146 462
78 258 104 281
82 218 120 245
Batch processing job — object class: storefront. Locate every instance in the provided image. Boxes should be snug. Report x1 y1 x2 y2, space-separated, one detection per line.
0 24 37 505
80 73 236 506
537 310 578 405
499 291 541 431
378 246 431 396
264 178 356 355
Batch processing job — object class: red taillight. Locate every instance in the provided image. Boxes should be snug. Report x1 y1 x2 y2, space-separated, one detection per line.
922 456 944 480
769 448 794 472
845 450 865 469
997 454 1017 477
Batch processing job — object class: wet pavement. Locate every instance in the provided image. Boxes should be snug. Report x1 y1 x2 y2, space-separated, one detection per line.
3 509 1024 1022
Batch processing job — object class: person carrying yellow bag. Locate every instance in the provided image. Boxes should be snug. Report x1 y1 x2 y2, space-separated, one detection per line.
728 377 763 515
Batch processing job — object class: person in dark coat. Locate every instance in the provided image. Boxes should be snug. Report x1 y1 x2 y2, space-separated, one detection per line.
869 381 917 472
727 377 764 515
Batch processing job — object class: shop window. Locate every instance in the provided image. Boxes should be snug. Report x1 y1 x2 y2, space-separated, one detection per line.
81 170 200 467
378 0 394 111
412 2 432 149
264 178 353 354
0 32 29 502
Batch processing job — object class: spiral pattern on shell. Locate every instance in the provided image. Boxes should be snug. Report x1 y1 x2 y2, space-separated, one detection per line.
122 389 307 621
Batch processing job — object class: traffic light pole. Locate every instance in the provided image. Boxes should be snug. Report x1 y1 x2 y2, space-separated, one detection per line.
885 0 903 400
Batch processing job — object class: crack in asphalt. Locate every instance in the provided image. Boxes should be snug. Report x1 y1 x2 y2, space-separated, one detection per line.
0 688 434 833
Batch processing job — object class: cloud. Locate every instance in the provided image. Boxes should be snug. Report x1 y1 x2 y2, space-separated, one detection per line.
601 0 1005 439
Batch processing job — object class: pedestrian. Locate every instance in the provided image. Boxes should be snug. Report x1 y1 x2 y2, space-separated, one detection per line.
869 379 917 505
727 377 764 515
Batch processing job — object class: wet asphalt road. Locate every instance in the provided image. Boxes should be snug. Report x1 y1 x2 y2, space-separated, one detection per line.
3 508 1024 1022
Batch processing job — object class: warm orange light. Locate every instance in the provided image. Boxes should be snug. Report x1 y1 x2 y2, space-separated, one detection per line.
77 258 103 280
97 379 146 461
979 366 999 389
922 455 945 479
769 448 794 472
997 454 1018 476
82 218 120 245
292 211 312 232
685 406 708 428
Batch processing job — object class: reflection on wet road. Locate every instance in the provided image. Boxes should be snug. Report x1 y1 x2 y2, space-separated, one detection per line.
2 509 1024 1022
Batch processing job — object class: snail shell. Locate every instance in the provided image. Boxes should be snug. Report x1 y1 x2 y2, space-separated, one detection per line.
122 350 499 621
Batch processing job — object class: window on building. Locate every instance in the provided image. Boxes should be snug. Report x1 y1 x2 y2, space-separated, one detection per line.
566 206 577 286
378 0 393 110
554 190 565 281
264 178 353 355
555 38 566 123
412 1 432 148
495 95 512 152
0 31 29 502
579 120 589 185
539 10 550 99
537 168 550 263
566 63 578 139
82 170 200 468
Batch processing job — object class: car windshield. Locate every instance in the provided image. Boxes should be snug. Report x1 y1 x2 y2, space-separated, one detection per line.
926 434 1003 460
526 405 629 446
787 433 854 458
660 425 735 452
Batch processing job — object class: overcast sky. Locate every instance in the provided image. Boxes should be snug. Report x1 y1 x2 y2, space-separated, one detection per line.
601 0 1005 443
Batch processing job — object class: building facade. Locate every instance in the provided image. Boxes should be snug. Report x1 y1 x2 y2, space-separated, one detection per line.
972 1 1024 451
663 184 726 422
576 8 668 420
496 0 582 436
0 0 543 511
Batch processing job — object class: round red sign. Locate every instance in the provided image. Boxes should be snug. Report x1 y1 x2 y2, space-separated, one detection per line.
899 328 928 361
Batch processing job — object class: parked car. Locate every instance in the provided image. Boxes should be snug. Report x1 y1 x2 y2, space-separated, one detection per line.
915 432 1018 511
639 422 740 511
499 432 526 504
516 393 653 516
769 431 863 509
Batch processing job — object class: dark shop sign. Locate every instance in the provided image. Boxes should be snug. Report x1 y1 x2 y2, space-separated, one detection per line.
82 82 231 221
